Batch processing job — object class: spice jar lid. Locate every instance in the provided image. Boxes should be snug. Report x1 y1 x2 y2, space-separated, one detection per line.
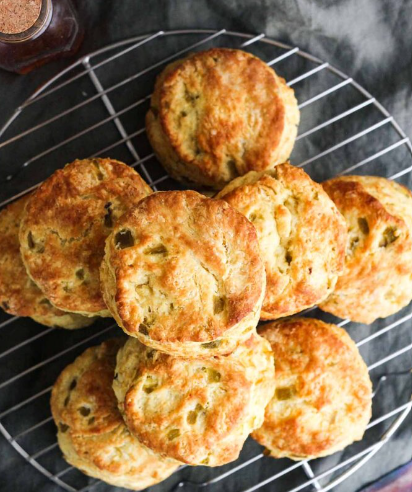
0 0 51 43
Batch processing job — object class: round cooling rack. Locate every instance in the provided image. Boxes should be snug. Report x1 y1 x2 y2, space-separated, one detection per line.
0 29 412 492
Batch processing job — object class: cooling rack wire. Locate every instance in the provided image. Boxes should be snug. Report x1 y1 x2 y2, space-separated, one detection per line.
0 29 411 492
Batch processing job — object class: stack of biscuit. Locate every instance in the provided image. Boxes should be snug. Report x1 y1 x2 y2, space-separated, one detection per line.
99 188 276 468
2 47 412 489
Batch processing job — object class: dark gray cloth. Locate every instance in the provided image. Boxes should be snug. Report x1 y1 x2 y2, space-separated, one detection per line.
0 1 411 491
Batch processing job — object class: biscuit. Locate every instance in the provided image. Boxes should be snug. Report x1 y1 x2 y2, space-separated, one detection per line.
0 196 93 329
146 48 300 189
320 175 412 324
216 163 347 319
113 334 275 466
252 317 372 460
19 158 152 317
51 339 178 490
100 190 266 356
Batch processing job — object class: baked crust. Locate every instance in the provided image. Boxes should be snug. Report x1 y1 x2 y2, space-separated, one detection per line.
252 318 372 460
216 163 347 319
101 190 265 356
19 159 152 317
0 196 93 329
113 334 275 466
51 339 178 490
320 175 412 323
146 48 300 189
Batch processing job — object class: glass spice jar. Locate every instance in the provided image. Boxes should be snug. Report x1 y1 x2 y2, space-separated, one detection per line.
0 0 84 74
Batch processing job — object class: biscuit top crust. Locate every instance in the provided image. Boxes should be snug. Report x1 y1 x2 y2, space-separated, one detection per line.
323 175 412 232
51 339 125 438
51 339 177 477
0 196 49 316
320 175 412 324
114 335 274 465
216 163 347 318
104 190 265 343
0 195 82 324
255 318 372 459
19 159 152 316
150 48 299 185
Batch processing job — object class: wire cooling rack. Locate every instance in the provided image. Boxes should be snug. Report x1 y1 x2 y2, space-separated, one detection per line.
0 29 411 492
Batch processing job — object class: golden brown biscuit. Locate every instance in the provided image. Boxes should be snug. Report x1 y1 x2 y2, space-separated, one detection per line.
0 196 93 329
252 317 372 460
113 334 275 466
320 175 412 324
146 48 300 189
101 190 265 356
51 339 178 490
216 163 347 319
19 158 152 317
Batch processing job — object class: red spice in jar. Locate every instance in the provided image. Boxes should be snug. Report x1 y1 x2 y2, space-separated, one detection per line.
0 0 42 34
0 0 83 74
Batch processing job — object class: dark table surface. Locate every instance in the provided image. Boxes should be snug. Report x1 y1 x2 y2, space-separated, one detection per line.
0 1 412 492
